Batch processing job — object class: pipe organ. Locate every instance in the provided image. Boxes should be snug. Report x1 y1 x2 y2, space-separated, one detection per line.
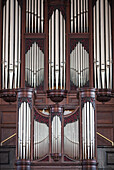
49 9 66 90
25 42 44 88
70 42 89 88
70 0 89 33
93 0 113 89
18 101 31 159
0 0 113 169
26 0 44 33
2 0 21 89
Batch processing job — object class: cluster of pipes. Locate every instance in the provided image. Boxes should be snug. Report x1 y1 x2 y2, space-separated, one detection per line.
2 0 21 89
34 120 49 159
25 42 44 88
52 116 61 155
49 9 66 90
26 0 44 33
70 0 88 33
64 120 79 159
18 102 31 159
70 42 89 88
82 102 95 159
93 0 112 89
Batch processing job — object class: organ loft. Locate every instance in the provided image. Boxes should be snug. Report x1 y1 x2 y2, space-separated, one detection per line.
0 0 114 169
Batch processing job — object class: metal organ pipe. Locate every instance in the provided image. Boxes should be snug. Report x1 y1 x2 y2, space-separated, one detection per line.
49 10 66 90
93 0 113 89
18 102 31 159
70 43 89 88
26 0 44 33
2 0 21 89
70 0 88 33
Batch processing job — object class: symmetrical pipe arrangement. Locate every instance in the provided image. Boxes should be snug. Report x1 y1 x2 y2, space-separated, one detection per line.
70 0 88 33
93 0 112 89
49 9 66 90
26 0 44 33
18 102 31 159
25 42 44 88
52 116 61 154
2 0 21 89
64 120 79 159
70 42 89 88
34 120 49 160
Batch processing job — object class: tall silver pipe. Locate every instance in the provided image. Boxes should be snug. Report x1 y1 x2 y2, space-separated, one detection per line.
74 0 77 33
49 19 51 89
81 0 83 33
55 10 59 90
2 5 6 89
60 13 63 89
109 3 112 89
28 0 31 33
14 0 18 88
93 5 97 88
34 0 37 33
83 0 86 32
18 5 21 88
26 0 29 33
78 0 80 33
86 0 88 32
87 102 90 159
71 0 73 33
38 0 40 33
96 0 101 88
41 0 44 33
105 0 109 88
63 19 66 89
51 12 54 89
31 0 34 33
100 0 105 88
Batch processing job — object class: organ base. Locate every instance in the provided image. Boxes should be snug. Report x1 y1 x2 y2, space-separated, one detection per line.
16 160 98 170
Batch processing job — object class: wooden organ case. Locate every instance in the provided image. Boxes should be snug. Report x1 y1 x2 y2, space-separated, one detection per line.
0 0 114 170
